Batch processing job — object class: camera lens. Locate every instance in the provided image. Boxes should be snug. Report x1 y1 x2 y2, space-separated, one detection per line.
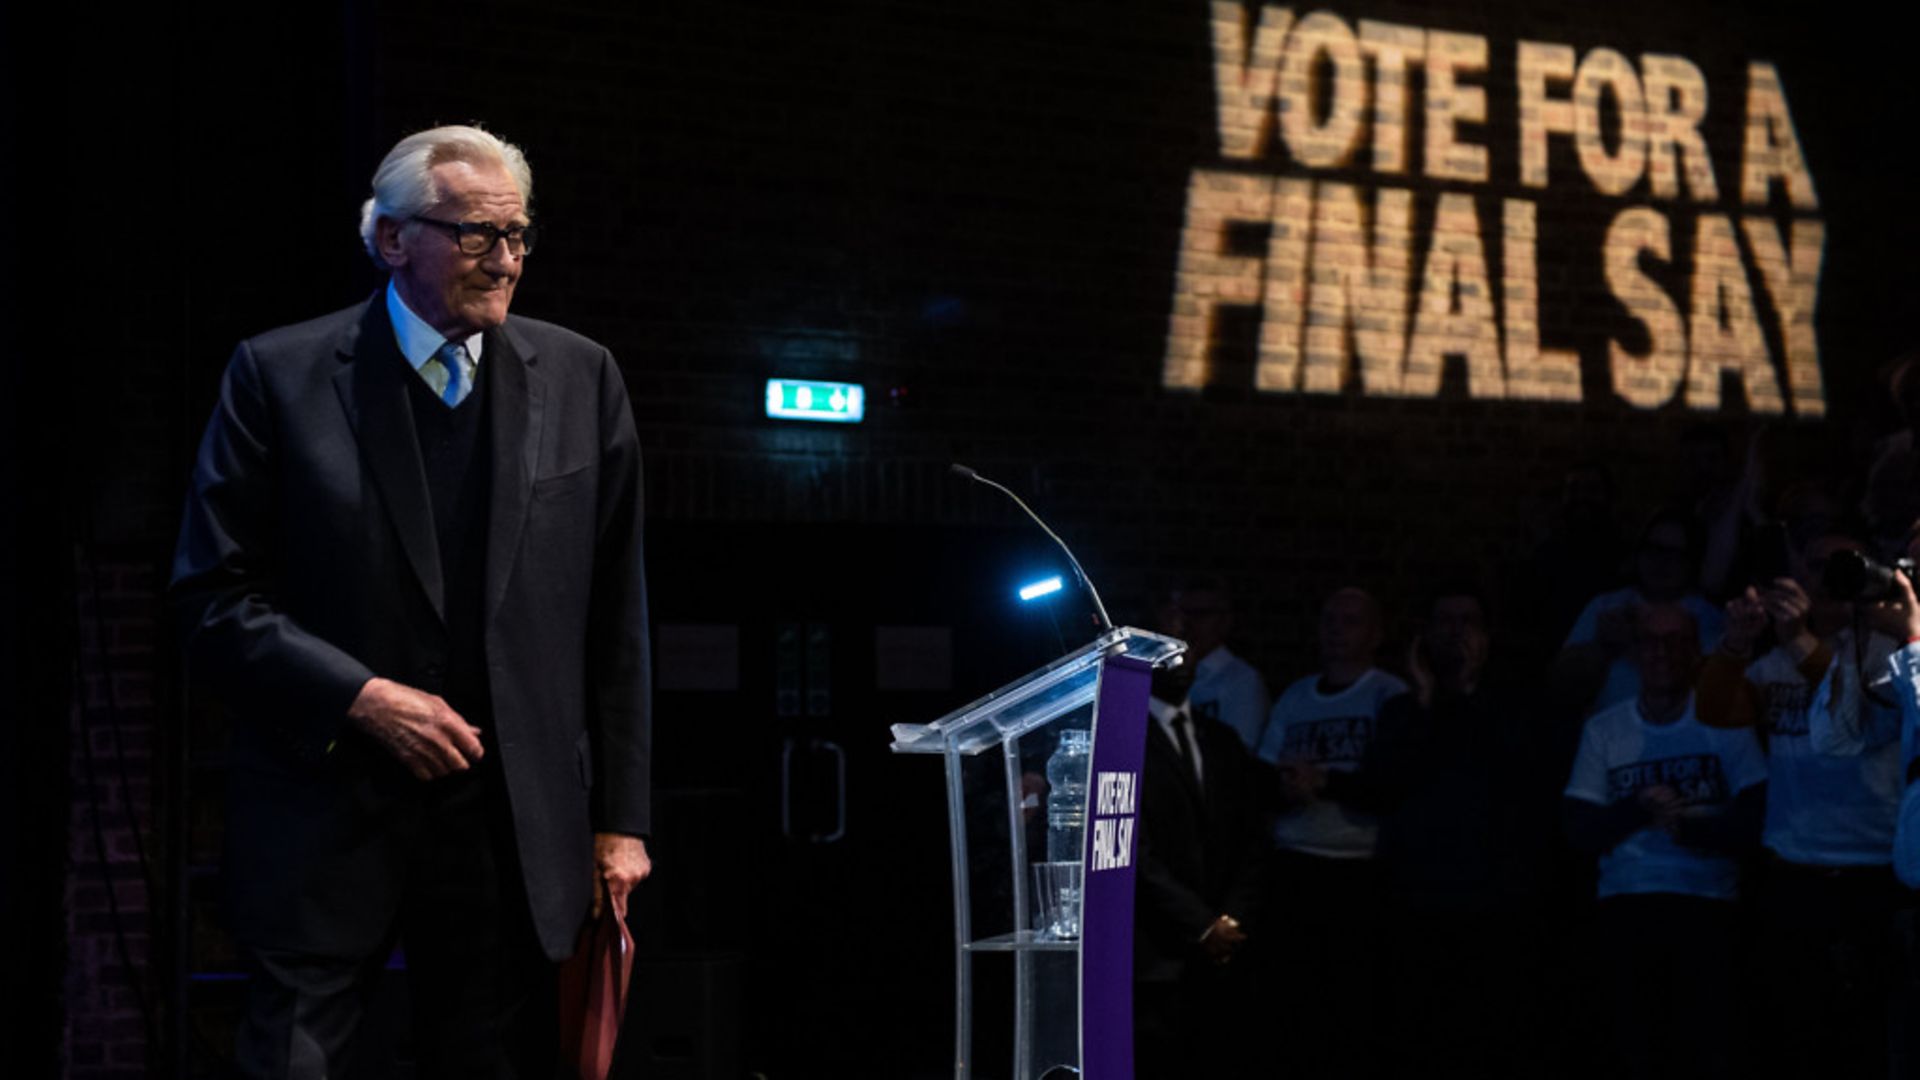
1822 549 1895 603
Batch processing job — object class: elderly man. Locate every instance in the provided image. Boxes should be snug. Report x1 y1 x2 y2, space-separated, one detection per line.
1565 603 1767 1080
172 125 651 1078
1259 586 1407 858
1252 586 1406 1080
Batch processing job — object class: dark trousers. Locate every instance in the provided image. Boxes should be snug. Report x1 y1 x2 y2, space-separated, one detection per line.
1896 904 1920 1080
1136 959 1259 1080
1597 893 1738 1080
1750 860 1912 1080
233 759 558 1080
1258 849 1385 1080
1384 904 1547 1080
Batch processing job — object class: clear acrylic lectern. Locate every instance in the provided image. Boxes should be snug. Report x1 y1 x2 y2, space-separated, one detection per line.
891 626 1185 1080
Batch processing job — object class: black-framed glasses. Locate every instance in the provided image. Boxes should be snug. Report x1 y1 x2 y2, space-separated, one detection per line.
410 215 538 257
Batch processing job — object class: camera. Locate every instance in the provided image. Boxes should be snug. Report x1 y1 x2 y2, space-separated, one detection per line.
1823 549 1918 603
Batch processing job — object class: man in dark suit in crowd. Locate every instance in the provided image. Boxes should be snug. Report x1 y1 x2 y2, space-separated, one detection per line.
1134 643 1269 1078
1330 586 1574 1080
172 125 652 1079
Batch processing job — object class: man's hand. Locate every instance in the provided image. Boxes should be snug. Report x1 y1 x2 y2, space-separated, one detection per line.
1721 587 1769 657
346 677 484 780
1635 784 1686 836
589 833 652 920
1407 638 1435 707
1760 577 1814 645
1199 914 1247 964
1275 758 1327 806
1865 567 1920 643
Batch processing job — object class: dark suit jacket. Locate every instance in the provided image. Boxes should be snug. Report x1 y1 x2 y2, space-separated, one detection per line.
1134 705 1268 982
171 295 651 961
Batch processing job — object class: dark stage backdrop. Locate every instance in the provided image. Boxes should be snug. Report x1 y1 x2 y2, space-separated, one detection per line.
305 1 1920 652
97 0 1920 671
23 1 1920 1077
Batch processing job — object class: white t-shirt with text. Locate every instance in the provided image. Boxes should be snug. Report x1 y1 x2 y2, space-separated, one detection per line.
1565 696 1767 901
1749 630 1902 867
1257 668 1409 859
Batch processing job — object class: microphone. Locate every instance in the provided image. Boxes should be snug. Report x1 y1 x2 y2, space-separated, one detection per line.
951 463 1114 633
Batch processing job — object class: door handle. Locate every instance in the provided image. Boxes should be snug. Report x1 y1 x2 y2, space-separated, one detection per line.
780 737 848 844
817 739 847 844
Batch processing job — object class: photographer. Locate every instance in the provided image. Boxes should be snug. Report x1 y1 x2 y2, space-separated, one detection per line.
1812 539 1920 1076
1697 527 1909 1079
1856 559 1920 887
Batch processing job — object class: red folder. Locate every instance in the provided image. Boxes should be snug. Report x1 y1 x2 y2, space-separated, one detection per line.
558 894 635 1080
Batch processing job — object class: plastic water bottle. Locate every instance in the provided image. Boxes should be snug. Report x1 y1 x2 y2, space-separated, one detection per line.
1045 728 1092 863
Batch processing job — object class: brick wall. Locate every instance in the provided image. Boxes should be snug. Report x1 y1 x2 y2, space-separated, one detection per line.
64 558 163 1078
353 0 1919 674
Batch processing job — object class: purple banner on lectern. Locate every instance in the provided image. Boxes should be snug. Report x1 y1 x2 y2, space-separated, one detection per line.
1080 652 1152 1080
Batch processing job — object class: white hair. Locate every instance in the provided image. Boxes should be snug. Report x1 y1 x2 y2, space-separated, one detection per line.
358 125 533 269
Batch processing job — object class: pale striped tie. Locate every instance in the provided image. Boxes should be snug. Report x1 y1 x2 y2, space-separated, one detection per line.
429 339 471 407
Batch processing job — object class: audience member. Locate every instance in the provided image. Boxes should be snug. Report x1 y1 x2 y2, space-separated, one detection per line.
1330 586 1570 1079
1258 587 1407 853
1553 509 1725 715
1564 603 1768 1080
1836 535 1920 1075
1700 526 1913 1078
1252 586 1407 1080
1854 534 1920 889
1134 649 1269 1078
1160 577 1272 751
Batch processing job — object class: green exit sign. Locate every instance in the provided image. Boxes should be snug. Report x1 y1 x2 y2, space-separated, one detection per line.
765 379 865 423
